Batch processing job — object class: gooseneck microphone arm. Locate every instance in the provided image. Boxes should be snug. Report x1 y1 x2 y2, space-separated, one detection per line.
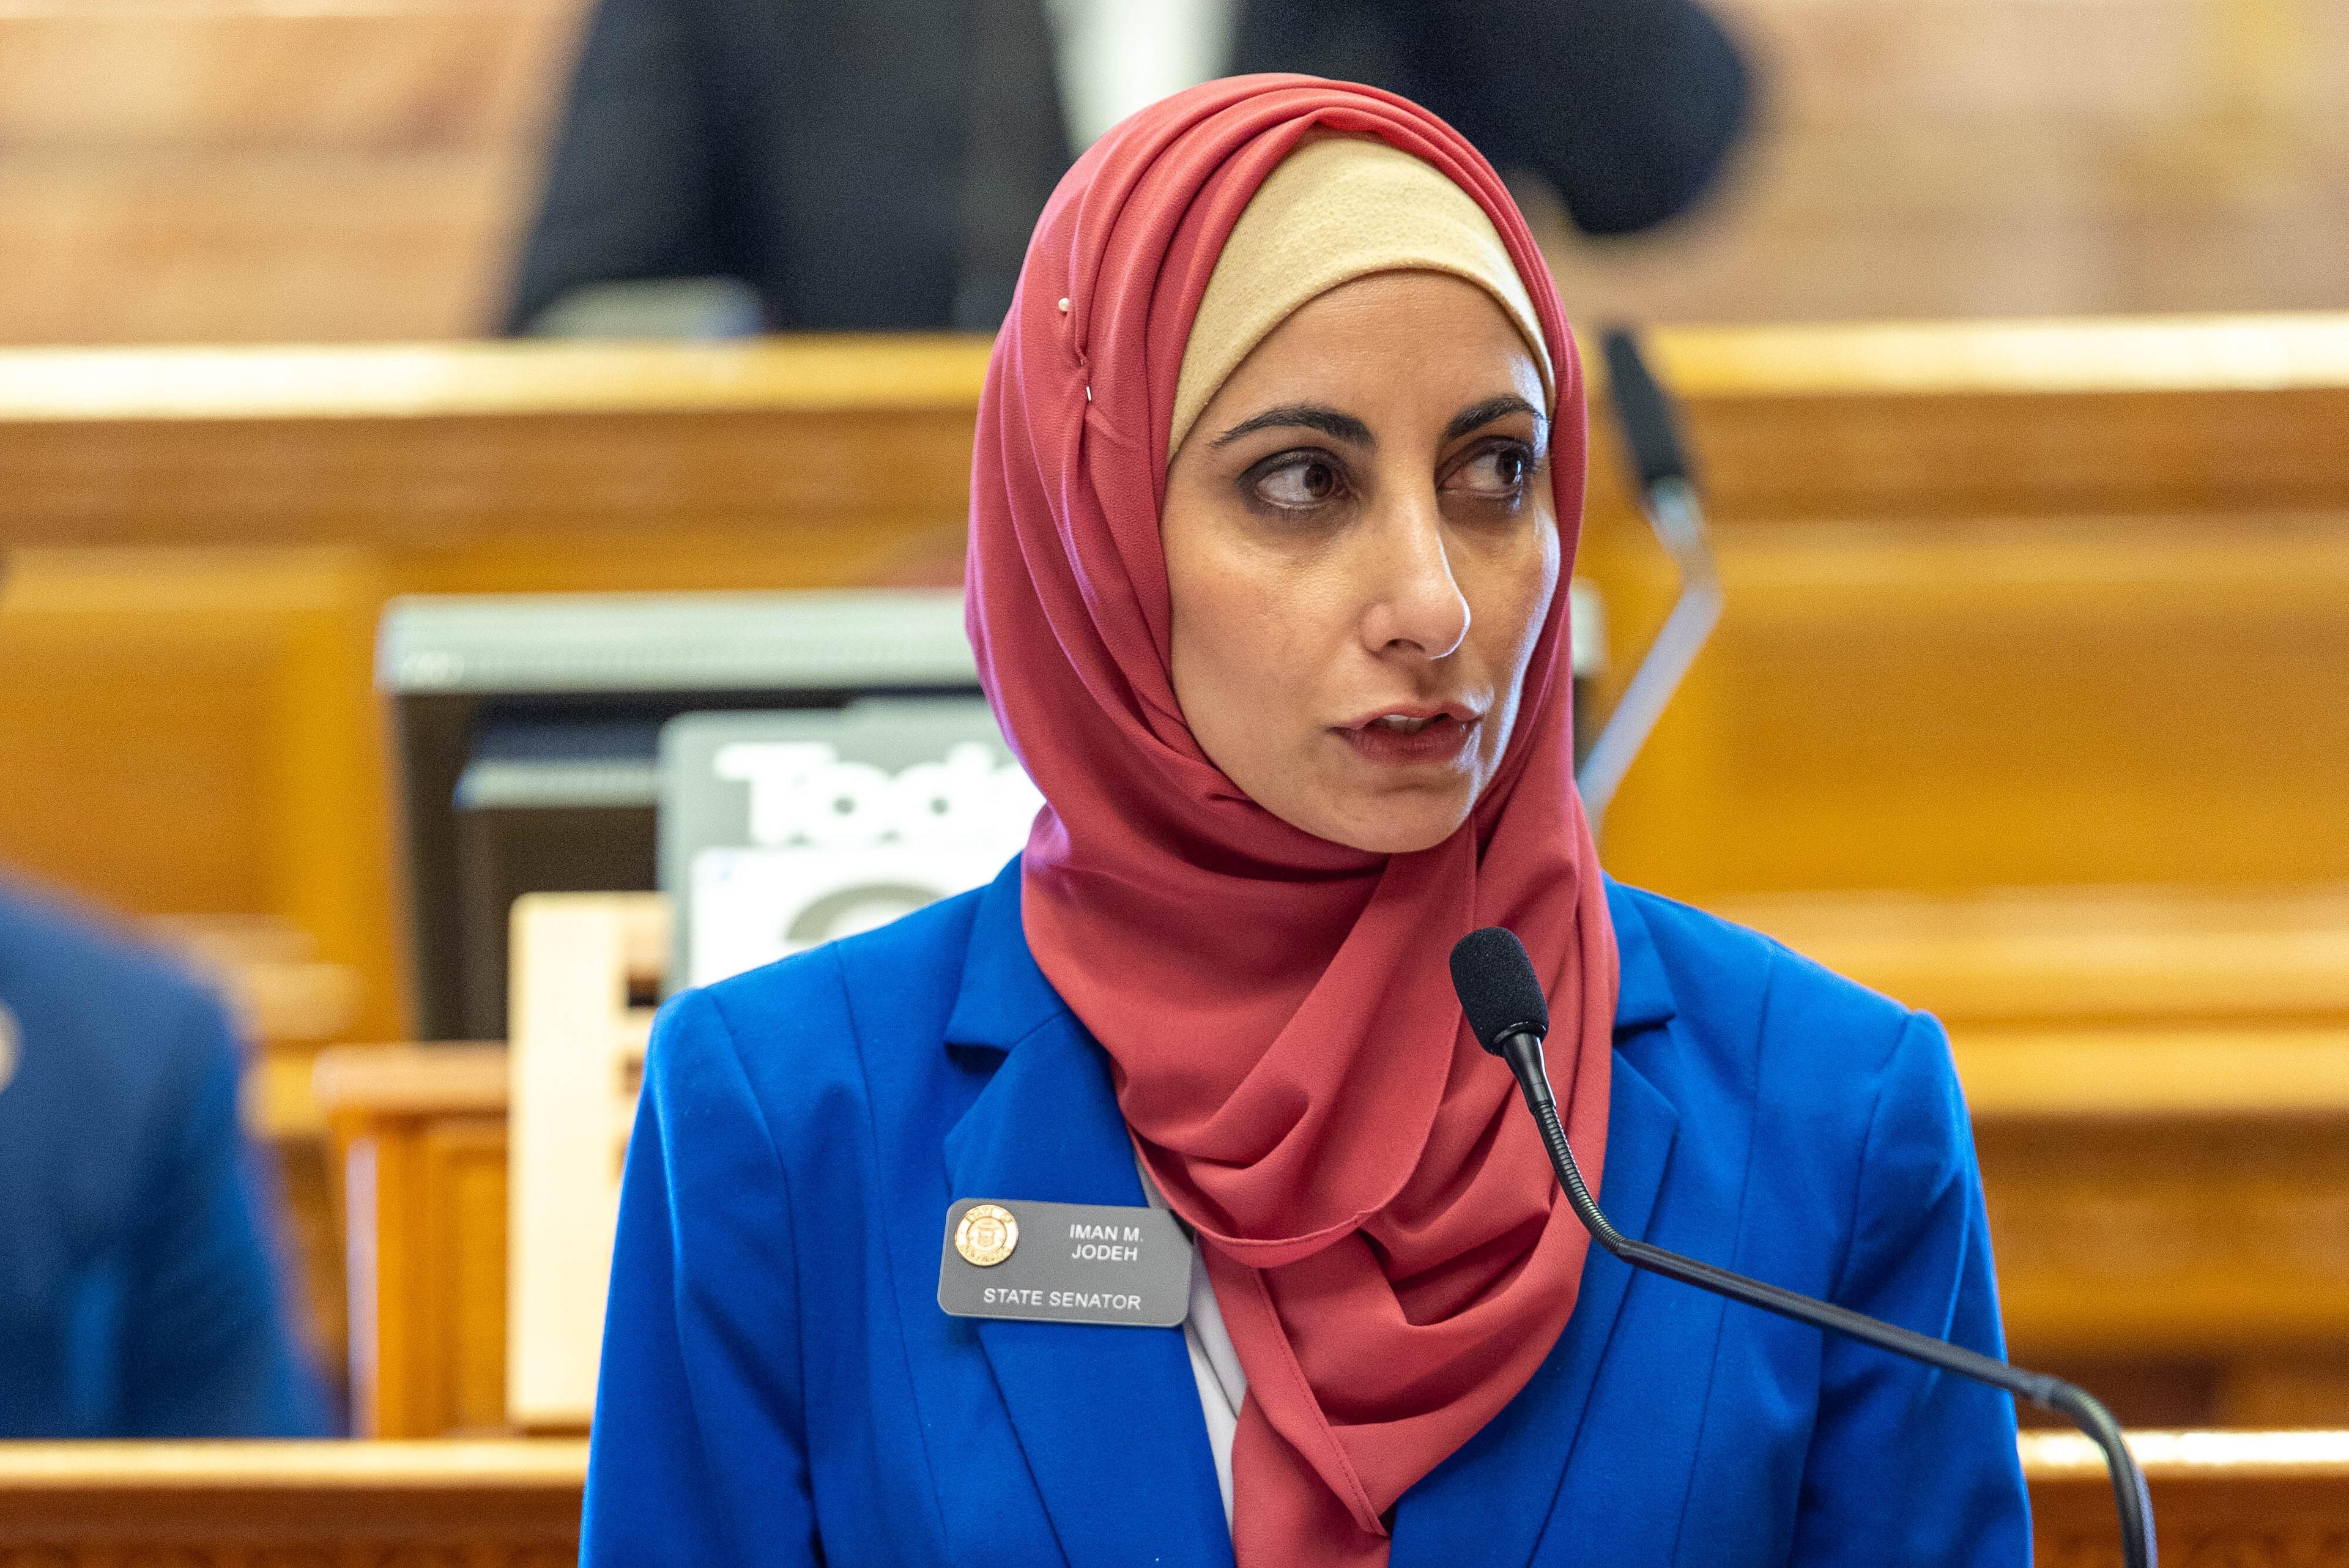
1449 928 2154 1568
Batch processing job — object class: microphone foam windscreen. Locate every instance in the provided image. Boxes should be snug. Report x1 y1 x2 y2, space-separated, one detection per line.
1449 927 1551 1053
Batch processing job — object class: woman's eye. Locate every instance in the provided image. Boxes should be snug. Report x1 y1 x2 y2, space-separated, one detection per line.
1452 445 1532 497
1253 455 1345 509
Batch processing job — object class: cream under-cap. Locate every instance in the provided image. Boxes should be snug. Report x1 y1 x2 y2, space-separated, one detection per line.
1169 134 1556 458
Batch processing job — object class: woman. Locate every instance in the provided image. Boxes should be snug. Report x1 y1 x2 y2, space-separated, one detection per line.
583 76 2028 1567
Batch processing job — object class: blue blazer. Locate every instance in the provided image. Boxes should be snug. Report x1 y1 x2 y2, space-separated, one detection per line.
584 858 2028 1566
0 881 327 1438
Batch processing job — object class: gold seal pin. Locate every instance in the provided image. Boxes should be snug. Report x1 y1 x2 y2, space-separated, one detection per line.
954 1203 1020 1267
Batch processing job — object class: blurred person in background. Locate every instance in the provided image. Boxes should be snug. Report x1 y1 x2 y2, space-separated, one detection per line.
0 868 328 1436
506 0 1751 336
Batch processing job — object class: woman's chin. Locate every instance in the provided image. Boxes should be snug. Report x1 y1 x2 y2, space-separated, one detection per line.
1286 786 1475 856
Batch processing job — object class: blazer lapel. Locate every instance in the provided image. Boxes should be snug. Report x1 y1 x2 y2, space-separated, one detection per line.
941 867 1232 1568
1390 1051 1681 1568
1392 882 1691 1568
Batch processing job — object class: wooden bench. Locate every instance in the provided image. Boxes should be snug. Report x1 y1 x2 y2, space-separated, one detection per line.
316 1044 511 1439
2024 1429 2349 1566
1720 883 2349 1427
0 1440 587 1565
5 321 2345 1052
311 876 2349 1437
323 1050 2349 1436
313 891 661 1437
0 338 992 1049
9 324 2344 1427
0 1432 2340 1563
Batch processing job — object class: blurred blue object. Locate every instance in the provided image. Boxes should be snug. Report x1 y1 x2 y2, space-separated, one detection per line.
0 878 330 1438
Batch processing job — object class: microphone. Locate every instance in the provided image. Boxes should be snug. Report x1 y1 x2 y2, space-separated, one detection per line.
1449 926 2156 1568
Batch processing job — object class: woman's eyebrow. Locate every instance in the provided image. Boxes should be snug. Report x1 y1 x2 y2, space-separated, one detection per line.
1211 404 1375 448
1443 395 1545 445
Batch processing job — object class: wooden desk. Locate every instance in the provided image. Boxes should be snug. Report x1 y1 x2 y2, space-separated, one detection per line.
5 321 2345 1044
316 1045 511 1438
1573 316 2349 905
0 338 993 558
319 973 2349 1441
2023 1429 2349 1566
0 336 990 1044
0 1432 2342 1563
1722 885 2349 1425
1713 885 2349 1036
9 321 2343 548
0 1440 587 1564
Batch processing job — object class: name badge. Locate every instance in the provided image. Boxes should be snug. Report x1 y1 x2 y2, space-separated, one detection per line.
937 1197 1192 1328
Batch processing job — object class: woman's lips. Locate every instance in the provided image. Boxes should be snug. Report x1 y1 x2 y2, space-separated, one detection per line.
1336 710 1480 767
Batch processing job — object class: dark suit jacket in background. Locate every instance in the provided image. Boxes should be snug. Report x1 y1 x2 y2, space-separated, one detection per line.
504 0 1752 334
0 881 328 1438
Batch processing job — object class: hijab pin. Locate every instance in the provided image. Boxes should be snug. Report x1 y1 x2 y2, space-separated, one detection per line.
1057 296 1071 313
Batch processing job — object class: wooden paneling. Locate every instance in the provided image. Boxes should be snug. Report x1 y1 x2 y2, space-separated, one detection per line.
3 0 2345 341
0 548 403 1038
163 916 363 1057
1584 507 2349 894
351 1117 511 1438
316 1018 2349 1439
0 0 582 344
1 320 2342 1068
0 550 392 938
10 321 2349 543
0 338 990 557
0 337 992 1038
0 4 571 147
1713 885 2349 1035
1720 884 2349 1426
1719 883 2349 1419
1 1432 2342 1564
1542 0 2349 325
1574 318 2349 900
0 338 984 1039
1983 1115 2349 1361
0 1440 588 1566
0 150 525 344
2025 1430 2349 1567
321 1046 511 1438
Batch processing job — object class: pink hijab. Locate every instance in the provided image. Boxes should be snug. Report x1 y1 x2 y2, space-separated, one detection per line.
965 75 1618 1567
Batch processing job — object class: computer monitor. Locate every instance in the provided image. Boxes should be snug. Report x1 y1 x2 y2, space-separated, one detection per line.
377 591 981 1039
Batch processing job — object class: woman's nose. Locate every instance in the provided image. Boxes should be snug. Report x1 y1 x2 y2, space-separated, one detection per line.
1358 489 1470 661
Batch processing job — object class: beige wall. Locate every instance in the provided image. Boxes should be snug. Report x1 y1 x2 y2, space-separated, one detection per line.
1542 0 2349 324
0 0 582 343
0 0 2343 344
